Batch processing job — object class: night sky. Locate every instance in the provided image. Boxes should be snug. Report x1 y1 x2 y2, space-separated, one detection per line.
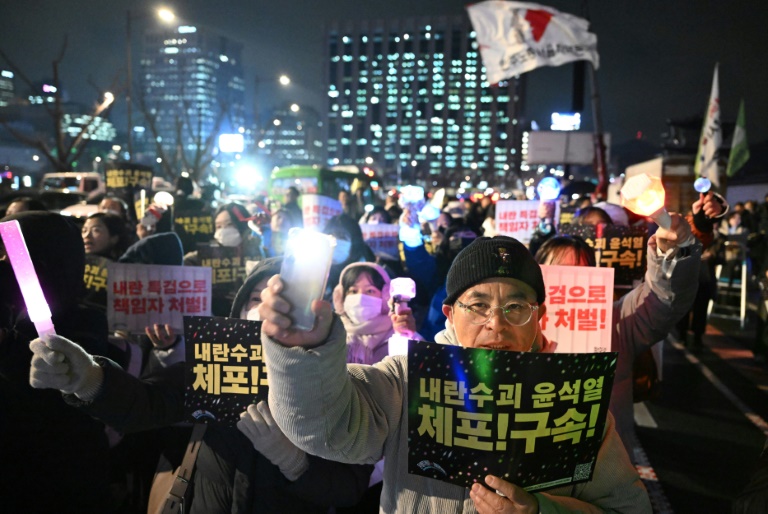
3 0 768 149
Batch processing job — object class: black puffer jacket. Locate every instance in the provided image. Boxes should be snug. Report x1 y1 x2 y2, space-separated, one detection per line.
0 211 111 513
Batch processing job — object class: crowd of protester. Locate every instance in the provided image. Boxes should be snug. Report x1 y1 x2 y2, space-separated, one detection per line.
4 177 768 513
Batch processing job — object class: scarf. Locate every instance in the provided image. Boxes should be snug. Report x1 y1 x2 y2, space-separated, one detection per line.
343 313 394 365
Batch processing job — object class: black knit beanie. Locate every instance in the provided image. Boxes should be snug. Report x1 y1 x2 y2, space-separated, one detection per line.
443 236 546 305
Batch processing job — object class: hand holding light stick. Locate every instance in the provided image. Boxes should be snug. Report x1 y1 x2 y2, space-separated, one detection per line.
388 277 416 356
620 174 671 230
0 220 56 337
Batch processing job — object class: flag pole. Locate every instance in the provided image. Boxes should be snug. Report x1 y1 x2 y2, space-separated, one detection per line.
588 61 608 201
581 0 607 200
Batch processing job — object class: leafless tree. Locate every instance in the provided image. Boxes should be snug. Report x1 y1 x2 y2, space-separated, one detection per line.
137 90 229 183
0 37 121 172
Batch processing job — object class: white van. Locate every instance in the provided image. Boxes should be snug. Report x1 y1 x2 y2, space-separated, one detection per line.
39 172 105 198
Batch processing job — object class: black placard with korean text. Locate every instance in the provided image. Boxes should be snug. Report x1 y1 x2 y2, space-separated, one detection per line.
184 316 267 427
407 342 617 491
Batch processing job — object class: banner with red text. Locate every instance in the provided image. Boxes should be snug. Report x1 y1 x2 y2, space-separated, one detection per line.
495 200 540 245
540 265 614 353
107 262 212 333
360 223 399 260
302 194 343 231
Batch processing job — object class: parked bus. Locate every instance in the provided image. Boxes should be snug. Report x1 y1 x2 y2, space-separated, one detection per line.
268 165 383 209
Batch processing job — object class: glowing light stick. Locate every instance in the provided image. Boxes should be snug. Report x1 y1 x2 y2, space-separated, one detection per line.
694 177 711 193
536 177 561 201
620 174 671 229
390 277 416 312
419 203 441 222
388 334 409 356
400 185 424 204
0 220 56 336
389 277 416 356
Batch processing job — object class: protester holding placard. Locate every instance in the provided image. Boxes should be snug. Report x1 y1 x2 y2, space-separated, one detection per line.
535 214 702 459
29 257 374 513
1 211 112 511
259 235 651 513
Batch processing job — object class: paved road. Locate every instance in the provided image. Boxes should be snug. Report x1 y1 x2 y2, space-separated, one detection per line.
630 319 768 513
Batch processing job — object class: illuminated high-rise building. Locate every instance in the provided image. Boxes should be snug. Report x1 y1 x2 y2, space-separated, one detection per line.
257 104 323 168
0 69 15 106
140 23 246 171
324 15 525 188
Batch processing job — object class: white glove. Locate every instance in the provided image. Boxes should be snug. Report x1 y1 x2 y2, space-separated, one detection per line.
236 400 309 481
29 334 104 401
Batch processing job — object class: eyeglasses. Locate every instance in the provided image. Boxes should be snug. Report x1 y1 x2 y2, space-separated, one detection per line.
454 300 538 326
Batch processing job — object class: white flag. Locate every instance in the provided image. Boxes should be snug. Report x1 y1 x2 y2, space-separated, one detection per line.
694 65 721 188
466 1 599 84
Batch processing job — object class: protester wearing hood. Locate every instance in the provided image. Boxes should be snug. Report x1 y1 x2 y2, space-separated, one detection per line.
257 235 651 513
332 262 418 365
82 211 133 261
116 231 187 374
330 262 419 514
29 256 373 514
322 214 376 300
0 211 111 512
119 231 184 266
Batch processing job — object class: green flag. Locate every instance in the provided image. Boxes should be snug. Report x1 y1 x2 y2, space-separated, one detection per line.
726 99 750 177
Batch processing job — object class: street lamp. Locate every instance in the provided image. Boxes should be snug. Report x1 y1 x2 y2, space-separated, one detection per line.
279 75 291 86
125 6 176 161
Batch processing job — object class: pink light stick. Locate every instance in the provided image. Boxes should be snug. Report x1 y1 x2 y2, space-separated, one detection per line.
0 220 56 337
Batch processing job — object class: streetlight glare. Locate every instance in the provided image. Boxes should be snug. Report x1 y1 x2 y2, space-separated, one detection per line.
157 8 175 23
290 103 300 113
103 92 114 106
279 75 291 86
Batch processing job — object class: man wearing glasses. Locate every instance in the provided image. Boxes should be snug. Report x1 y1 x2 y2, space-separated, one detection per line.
258 236 652 513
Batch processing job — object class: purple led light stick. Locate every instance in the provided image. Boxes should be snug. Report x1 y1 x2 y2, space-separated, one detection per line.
0 220 56 337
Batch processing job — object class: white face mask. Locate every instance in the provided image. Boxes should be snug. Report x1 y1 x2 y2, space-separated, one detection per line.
240 305 261 321
332 239 352 264
343 294 382 324
214 226 243 247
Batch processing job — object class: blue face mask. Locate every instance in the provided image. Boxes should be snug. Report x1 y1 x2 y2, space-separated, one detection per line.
333 239 352 264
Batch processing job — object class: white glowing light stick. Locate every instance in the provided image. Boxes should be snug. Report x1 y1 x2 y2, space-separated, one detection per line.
0 220 56 336
620 174 671 230
388 277 416 356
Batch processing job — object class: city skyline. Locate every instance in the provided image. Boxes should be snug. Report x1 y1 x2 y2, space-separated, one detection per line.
3 0 768 153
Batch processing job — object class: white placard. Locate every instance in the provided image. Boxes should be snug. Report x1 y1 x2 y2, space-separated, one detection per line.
495 200 540 245
107 263 212 333
360 223 399 260
540 265 614 354
301 194 343 231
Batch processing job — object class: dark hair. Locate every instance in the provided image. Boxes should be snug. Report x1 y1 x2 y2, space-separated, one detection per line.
86 212 132 259
100 195 129 217
341 266 386 297
8 196 47 213
215 202 251 234
575 206 613 226
362 206 392 224
534 235 596 267
174 175 195 197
